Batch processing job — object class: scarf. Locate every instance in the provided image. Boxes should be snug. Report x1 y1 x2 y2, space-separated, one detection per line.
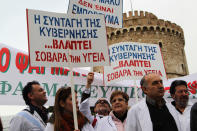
29 104 48 123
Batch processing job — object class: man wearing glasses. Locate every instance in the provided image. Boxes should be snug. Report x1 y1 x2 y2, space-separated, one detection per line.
169 80 192 131
80 72 111 128
126 73 181 131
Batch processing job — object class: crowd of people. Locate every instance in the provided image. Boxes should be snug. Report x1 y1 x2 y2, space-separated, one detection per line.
3 72 197 131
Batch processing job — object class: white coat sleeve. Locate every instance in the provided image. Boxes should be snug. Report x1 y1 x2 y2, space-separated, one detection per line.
79 98 94 123
44 123 54 131
82 123 94 131
125 108 140 131
9 115 25 131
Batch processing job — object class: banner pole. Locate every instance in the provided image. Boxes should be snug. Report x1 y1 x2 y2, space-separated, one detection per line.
69 50 79 130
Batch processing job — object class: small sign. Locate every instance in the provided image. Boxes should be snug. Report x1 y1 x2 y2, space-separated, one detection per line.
67 0 123 28
104 42 167 84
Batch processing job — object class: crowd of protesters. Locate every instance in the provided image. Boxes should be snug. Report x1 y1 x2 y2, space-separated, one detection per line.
5 72 197 131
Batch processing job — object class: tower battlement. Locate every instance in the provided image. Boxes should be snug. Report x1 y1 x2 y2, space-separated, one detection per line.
107 10 184 41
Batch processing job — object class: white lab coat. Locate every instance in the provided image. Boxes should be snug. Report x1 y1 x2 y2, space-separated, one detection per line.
96 116 117 131
9 107 46 131
169 101 193 131
79 98 102 129
44 122 94 131
125 98 182 131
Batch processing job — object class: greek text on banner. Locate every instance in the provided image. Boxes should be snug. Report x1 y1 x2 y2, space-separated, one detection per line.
26 9 109 67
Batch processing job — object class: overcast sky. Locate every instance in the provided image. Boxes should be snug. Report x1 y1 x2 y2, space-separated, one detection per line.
0 0 197 116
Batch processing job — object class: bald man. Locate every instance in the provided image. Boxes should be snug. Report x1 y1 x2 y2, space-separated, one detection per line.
126 73 181 131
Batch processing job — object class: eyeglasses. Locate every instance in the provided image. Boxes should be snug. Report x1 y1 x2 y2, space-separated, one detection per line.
95 99 109 105
111 98 125 104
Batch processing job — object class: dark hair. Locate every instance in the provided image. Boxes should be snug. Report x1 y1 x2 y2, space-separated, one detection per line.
170 80 188 95
0 117 2 131
51 87 82 131
110 90 129 103
22 81 40 105
48 87 73 122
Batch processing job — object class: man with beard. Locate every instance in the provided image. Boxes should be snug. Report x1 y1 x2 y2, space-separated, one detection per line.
170 80 192 131
126 73 181 131
9 81 48 131
80 72 111 128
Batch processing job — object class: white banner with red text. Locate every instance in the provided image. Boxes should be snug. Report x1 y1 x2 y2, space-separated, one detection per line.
26 9 109 67
104 42 167 85
67 0 123 28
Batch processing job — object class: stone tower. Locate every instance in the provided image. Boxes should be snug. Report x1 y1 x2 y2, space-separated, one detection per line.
94 10 189 78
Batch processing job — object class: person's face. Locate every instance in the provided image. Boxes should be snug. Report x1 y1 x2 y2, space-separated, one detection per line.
143 74 164 100
29 84 48 106
94 98 111 115
60 93 78 113
111 95 128 114
172 85 189 108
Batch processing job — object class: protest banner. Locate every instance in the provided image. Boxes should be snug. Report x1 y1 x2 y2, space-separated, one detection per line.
0 43 197 107
26 9 109 67
67 0 123 28
104 42 167 85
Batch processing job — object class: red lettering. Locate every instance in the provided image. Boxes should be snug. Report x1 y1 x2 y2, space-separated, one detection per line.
58 53 62 61
83 40 89 50
41 52 46 61
28 66 45 74
53 39 58 49
52 39 92 50
35 51 40 61
63 53 67 62
78 0 93 8
107 69 132 82
0 48 10 72
15 52 29 73
107 74 110 82
119 61 123 67
95 4 113 13
188 81 197 94
93 53 98 62
100 52 105 62
59 40 65 49
47 52 52 62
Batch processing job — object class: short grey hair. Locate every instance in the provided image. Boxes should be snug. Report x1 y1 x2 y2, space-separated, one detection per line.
140 73 157 88
140 75 148 88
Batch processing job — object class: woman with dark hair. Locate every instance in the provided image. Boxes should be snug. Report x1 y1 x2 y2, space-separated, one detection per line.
44 87 94 131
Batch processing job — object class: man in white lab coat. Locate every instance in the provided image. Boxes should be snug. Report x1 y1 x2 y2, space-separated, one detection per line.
80 72 111 128
169 80 192 131
9 81 48 131
125 73 181 131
